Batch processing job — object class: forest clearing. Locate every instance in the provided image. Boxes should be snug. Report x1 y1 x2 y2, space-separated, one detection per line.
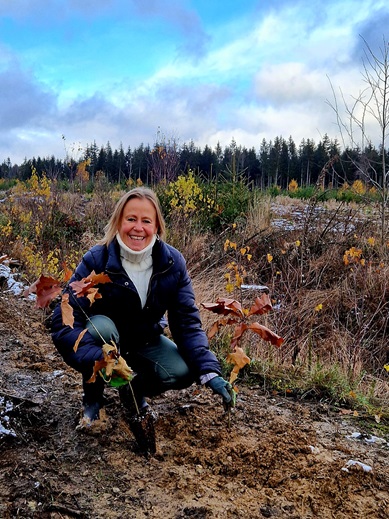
1 173 389 517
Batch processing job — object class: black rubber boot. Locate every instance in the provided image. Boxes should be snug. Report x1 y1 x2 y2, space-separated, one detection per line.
82 375 105 423
128 410 157 456
119 377 156 456
118 376 148 415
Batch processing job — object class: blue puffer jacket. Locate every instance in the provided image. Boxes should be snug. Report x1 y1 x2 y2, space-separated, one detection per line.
51 237 221 380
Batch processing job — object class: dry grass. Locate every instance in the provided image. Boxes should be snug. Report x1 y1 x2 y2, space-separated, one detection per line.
2 185 388 414
245 193 271 237
190 195 389 415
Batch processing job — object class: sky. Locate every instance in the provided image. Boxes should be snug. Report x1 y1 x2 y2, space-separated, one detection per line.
1 0 389 165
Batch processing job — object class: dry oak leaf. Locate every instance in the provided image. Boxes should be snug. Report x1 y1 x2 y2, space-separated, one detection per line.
202 298 244 318
227 347 251 384
61 293 74 328
231 322 284 348
69 278 90 297
246 322 284 347
70 271 111 298
24 275 62 308
73 328 88 352
87 342 133 384
208 321 221 340
86 287 103 305
62 264 73 282
207 317 240 339
247 293 273 316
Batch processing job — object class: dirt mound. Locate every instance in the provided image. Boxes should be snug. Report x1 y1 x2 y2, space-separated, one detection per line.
0 293 388 518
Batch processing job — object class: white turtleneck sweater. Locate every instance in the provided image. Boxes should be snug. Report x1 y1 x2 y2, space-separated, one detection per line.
117 233 219 386
116 233 157 308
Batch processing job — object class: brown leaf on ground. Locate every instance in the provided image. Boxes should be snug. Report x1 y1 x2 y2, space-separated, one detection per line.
76 408 110 433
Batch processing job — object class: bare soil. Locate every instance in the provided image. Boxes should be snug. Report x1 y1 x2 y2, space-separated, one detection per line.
0 293 388 519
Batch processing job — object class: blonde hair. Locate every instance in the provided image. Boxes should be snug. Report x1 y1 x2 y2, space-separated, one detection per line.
99 187 166 246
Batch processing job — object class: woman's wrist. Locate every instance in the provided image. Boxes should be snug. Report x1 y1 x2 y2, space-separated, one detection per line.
199 372 219 385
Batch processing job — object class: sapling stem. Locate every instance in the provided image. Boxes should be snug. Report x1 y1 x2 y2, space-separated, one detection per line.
128 380 140 415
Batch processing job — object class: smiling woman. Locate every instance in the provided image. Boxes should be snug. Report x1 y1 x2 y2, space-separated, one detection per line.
118 197 159 251
50 186 234 454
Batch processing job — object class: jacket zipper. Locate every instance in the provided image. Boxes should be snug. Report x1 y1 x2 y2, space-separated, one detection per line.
105 257 174 307
146 258 174 303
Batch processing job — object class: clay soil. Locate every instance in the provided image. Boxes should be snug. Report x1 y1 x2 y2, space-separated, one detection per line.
0 293 388 519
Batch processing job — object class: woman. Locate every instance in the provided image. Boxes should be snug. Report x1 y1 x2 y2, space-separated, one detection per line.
51 187 233 447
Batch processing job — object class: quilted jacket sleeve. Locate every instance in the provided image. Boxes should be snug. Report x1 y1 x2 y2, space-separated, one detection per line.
166 251 222 379
51 248 104 375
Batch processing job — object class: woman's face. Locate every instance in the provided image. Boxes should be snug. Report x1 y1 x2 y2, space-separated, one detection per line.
119 197 158 251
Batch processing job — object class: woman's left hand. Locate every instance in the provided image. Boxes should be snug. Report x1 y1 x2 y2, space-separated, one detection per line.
206 376 236 410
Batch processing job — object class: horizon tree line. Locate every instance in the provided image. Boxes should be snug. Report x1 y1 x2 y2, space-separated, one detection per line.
1 133 387 190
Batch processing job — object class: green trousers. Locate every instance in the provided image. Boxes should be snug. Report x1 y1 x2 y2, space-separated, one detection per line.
84 315 194 403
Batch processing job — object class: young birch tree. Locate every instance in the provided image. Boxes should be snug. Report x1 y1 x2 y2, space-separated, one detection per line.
329 36 389 245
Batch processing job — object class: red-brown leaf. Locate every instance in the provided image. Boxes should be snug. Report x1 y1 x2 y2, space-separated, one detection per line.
202 298 243 317
247 293 273 316
85 271 111 285
62 264 73 282
24 275 62 308
247 322 284 347
207 317 240 340
232 322 248 342
70 271 111 298
69 278 90 297
208 321 221 339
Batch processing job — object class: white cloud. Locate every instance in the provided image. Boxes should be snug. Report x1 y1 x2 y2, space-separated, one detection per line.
1 0 389 164
254 63 328 105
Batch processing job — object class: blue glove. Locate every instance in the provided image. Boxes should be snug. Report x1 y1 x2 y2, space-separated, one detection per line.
206 376 236 410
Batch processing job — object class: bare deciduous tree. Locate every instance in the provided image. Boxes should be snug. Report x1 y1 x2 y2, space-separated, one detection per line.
328 36 389 244
148 128 181 185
